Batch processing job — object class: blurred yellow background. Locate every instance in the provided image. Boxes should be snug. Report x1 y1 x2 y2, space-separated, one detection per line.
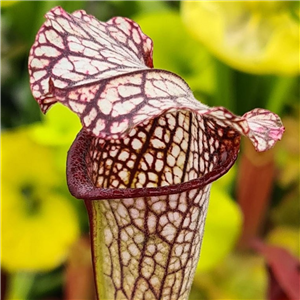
1 1 299 299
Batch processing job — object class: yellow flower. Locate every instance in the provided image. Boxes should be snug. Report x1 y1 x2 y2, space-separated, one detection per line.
195 182 242 273
1 128 80 272
181 1 299 75
1 1 19 7
29 104 81 147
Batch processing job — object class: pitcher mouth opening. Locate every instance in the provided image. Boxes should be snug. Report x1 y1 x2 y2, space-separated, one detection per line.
67 129 240 201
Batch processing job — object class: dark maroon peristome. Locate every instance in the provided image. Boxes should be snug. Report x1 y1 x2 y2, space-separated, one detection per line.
67 128 240 201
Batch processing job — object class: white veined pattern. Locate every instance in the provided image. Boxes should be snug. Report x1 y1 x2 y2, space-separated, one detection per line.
28 6 284 300
28 6 153 113
28 6 283 150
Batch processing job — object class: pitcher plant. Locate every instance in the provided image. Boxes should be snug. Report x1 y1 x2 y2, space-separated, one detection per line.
28 7 284 300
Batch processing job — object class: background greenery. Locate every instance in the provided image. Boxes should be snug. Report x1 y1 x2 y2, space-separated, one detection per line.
1 1 299 299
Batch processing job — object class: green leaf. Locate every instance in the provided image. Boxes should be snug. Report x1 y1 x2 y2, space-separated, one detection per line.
6 272 36 300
